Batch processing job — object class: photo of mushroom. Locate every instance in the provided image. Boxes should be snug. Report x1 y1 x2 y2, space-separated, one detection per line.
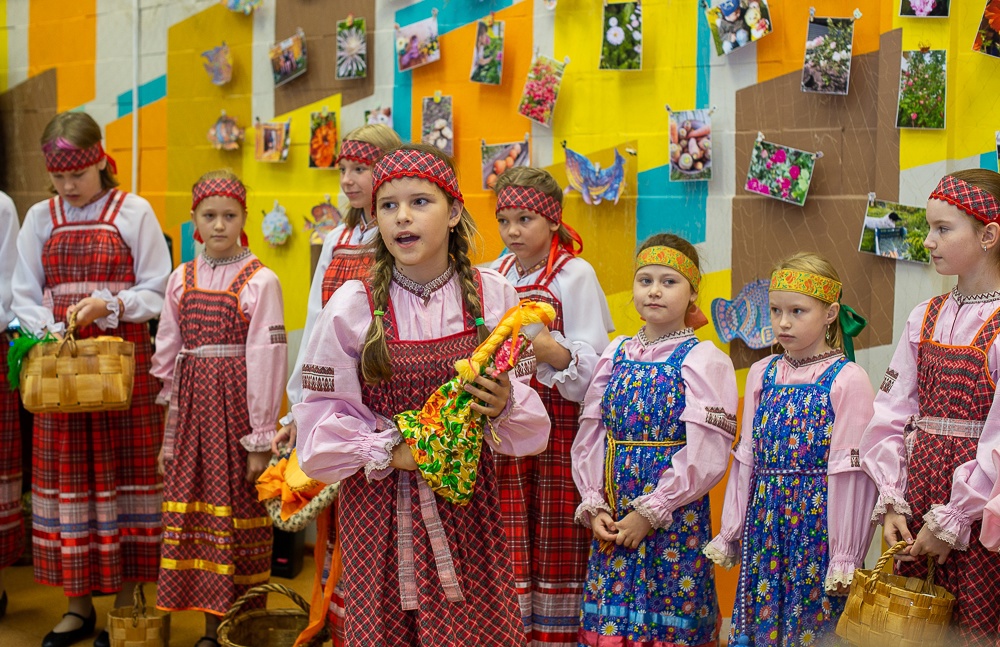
421 95 454 157
669 109 712 181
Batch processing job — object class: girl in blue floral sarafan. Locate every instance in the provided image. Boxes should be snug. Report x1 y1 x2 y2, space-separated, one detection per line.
705 252 878 646
571 233 739 647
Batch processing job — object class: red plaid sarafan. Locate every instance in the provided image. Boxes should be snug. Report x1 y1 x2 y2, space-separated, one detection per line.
191 177 248 211
930 175 1000 225
371 148 463 214
42 138 116 174
336 139 383 167
496 185 563 225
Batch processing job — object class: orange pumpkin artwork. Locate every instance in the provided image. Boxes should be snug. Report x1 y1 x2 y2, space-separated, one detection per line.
309 110 338 169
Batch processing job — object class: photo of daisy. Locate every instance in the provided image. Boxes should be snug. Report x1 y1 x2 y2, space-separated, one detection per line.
336 17 367 80
600 2 642 71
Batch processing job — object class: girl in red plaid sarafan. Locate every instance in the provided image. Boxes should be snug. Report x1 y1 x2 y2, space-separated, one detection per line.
861 169 1000 646
0 190 21 621
294 143 551 646
490 167 614 647
151 171 286 646
10 111 172 647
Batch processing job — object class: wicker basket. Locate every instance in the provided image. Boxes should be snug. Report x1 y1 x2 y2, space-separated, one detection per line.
18 314 134 413
836 540 956 647
218 583 330 647
107 585 170 647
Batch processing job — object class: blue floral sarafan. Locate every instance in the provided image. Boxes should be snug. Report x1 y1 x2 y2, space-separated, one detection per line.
580 337 720 647
730 355 848 646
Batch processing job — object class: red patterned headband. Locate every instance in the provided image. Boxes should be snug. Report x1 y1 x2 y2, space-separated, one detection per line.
191 177 248 212
371 148 463 213
496 185 563 224
42 138 117 174
930 175 1000 225
336 139 383 167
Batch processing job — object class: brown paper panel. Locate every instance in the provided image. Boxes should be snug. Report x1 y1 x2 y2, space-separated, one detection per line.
730 30 902 369
0 69 59 220
275 0 376 115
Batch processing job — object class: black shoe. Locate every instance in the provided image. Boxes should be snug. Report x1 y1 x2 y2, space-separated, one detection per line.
0 590 7 619
195 637 220 647
41 608 97 647
93 630 110 647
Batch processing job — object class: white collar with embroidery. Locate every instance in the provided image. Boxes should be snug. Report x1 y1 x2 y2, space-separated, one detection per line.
392 264 456 301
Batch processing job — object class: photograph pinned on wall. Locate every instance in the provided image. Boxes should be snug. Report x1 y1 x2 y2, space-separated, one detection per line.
563 143 629 206
705 0 773 57
481 136 530 190
270 28 307 87
254 119 290 163
222 0 262 14
858 197 929 264
744 136 818 207
895 49 946 129
202 42 232 86
421 95 454 157
308 110 338 169
365 106 393 129
470 19 504 84
600 2 642 71
801 14 856 95
899 0 950 17
996 131 1000 170
395 12 441 73
974 1 1000 59
517 55 567 127
668 108 712 182
336 16 367 80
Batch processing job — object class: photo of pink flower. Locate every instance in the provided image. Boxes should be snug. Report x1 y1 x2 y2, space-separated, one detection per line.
517 55 566 128
745 138 817 206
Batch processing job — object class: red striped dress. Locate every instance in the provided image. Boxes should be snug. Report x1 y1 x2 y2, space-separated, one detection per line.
30 190 165 595
0 193 22 570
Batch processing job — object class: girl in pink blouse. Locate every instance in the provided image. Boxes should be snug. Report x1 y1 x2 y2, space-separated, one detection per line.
860 169 1000 644
706 252 876 646
151 171 286 646
571 233 738 647
294 144 550 647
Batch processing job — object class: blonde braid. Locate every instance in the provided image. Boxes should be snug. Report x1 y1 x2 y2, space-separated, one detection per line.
450 211 490 342
360 238 395 384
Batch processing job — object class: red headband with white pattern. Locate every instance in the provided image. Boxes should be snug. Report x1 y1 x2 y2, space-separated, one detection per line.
43 138 117 175
930 175 1000 225
371 148 464 213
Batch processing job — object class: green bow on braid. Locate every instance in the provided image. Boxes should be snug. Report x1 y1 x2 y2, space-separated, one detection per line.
838 303 867 362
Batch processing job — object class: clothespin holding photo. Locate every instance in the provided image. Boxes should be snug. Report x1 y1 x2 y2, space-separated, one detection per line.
322 105 329 117
431 7 438 17
868 191 877 206
665 103 672 114
625 147 637 156
756 131 765 143
813 151 825 160
918 40 931 53
809 7 815 21
564 55 571 65
707 104 718 116
853 8 863 20
485 12 495 27
346 13 354 27
560 139 568 149
433 90 442 103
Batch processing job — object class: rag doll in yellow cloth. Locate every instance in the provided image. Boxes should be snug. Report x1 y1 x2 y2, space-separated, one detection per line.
396 299 555 505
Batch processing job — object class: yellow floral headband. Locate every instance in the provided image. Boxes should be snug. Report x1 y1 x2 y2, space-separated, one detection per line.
636 246 701 291
769 268 842 304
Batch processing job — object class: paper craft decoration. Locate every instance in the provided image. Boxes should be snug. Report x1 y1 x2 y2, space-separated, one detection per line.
600 2 642 70
801 15 856 95
706 0 773 56
365 106 393 128
470 19 504 84
481 136 530 190
202 42 232 86
900 0 950 17
745 136 818 207
858 197 929 264
421 95 454 156
896 49 946 129
309 110 338 169
396 14 441 72
207 112 243 151
974 2 1000 59
337 17 367 80
711 279 774 349
270 28 308 87
563 143 627 206
262 201 292 246
305 196 342 245
221 0 262 14
254 119 290 163
395 301 555 505
669 109 712 181
518 55 567 128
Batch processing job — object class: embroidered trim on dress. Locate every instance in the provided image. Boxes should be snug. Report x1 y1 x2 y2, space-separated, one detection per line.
574 499 613 527
269 324 287 345
781 349 844 369
923 505 970 551
850 448 861 468
870 492 912 523
202 248 252 268
392 265 456 301
631 498 670 530
705 406 737 438
302 364 336 391
951 286 1000 305
364 434 402 481
880 367 899 394
824 568 855 591
514 256 548 279
636 326 695 347
514 350 537 379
